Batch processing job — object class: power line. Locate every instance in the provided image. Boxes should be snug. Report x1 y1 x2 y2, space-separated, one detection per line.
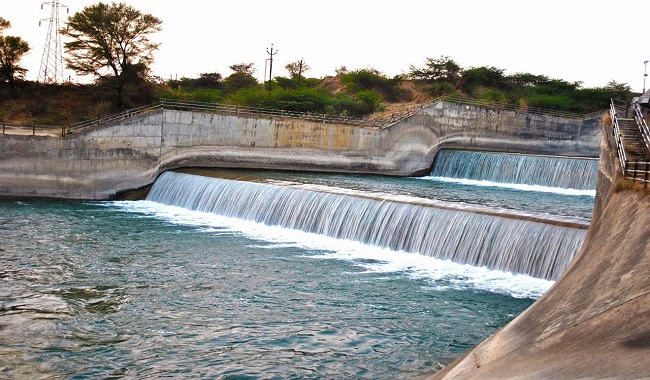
38 0 68 83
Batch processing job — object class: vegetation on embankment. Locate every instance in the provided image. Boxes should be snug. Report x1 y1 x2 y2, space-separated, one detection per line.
1 3 637 126
0 61 637 127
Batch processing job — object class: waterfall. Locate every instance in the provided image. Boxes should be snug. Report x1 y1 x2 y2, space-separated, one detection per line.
146 172 586 281
431 150 598 190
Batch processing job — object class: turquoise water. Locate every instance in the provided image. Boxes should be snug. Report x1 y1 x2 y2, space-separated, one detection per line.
0 199 535 379
0 160 594 379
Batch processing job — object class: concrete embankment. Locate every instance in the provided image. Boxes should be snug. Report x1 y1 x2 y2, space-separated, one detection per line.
431 121 650 379
0 100 600 200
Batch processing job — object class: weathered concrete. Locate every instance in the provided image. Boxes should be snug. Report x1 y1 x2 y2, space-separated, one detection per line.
0 100 601 200
431 120 650 379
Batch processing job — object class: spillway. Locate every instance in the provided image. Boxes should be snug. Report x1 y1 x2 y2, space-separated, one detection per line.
431 150 598 190
146 171 586 281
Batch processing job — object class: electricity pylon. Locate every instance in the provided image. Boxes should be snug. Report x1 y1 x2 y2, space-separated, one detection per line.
38 0 68 83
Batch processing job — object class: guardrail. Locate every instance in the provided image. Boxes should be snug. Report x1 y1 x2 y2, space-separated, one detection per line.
158 99 381 127
2 96 604 137
634 101 650 151
433 95 587 120
1 122 67 137
610 99 650 185
68 103 161 133
610 99 629 172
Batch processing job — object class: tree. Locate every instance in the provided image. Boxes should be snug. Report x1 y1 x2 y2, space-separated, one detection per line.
62 2 162 108
196 72 222 89
409 55 462 87
285 60 310 83
605 80 632 100
0 18 30 91
461 66 506 94
229 63 256 76
0 17 10 33
223 63 258 94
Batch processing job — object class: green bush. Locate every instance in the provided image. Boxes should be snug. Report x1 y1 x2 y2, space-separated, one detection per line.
427 81 457 97
341 69 404 102
479 89 508 103
526 94 574 110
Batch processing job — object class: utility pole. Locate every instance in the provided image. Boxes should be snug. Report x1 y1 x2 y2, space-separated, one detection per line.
266 44 278 89
38 0 69 83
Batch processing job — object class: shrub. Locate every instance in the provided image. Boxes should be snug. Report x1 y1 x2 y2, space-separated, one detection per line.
427 81 457 97
526 94 573 110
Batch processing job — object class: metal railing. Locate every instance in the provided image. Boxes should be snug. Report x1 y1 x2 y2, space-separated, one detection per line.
1 122 67 137
2 96 605 138
158 99 381 127
434 95 587 120
624 160 650 183
634 101 650 151
610 99 629 171
609 99 650 185
68 103 162 133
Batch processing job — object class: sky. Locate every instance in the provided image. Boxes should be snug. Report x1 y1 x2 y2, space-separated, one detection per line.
2 0 650 92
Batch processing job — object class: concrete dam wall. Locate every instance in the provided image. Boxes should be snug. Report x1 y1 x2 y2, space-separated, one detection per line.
0 100 601 200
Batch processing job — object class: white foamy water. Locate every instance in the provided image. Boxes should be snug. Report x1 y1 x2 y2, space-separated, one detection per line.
109 200 554 299
421 176 597 197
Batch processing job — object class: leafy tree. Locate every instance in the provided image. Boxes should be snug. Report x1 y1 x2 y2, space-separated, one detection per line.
461 66 506 94
273 76 298 90
605 80 632 100
0 17 10 33
409 56 462 86
285 60 310 83
335 66 348 75
0 18 30 91
223 63 258 94
229 63 256 75
506 72 550 87
62 2 162 108
196 72 223 89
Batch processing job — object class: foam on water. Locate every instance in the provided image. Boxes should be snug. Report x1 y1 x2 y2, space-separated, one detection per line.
109 200 553 299
421 176 597 197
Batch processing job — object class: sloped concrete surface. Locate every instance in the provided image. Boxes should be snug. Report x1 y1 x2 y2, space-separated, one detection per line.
431 123 650 379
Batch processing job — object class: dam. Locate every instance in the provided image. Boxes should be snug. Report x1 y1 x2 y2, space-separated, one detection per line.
0 98 600 199
3 97 649 378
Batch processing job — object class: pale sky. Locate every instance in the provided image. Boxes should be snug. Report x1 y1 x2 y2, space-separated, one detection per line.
2 0 650 92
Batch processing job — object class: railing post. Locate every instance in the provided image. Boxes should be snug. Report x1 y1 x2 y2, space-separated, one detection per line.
645 162 649 186
33 125 36 136
2 123 5 134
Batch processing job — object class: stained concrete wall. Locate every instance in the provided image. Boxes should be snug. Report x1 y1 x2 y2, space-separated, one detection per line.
430 120 650 379
0 100 601 200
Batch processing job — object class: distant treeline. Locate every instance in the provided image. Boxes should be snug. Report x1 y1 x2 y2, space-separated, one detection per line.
160 56 632 117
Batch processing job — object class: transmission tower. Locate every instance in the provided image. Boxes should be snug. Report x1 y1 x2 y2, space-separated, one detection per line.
38 0 68 83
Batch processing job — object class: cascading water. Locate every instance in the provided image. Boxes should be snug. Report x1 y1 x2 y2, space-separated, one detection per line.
147 171 586 281
430 150 598 190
